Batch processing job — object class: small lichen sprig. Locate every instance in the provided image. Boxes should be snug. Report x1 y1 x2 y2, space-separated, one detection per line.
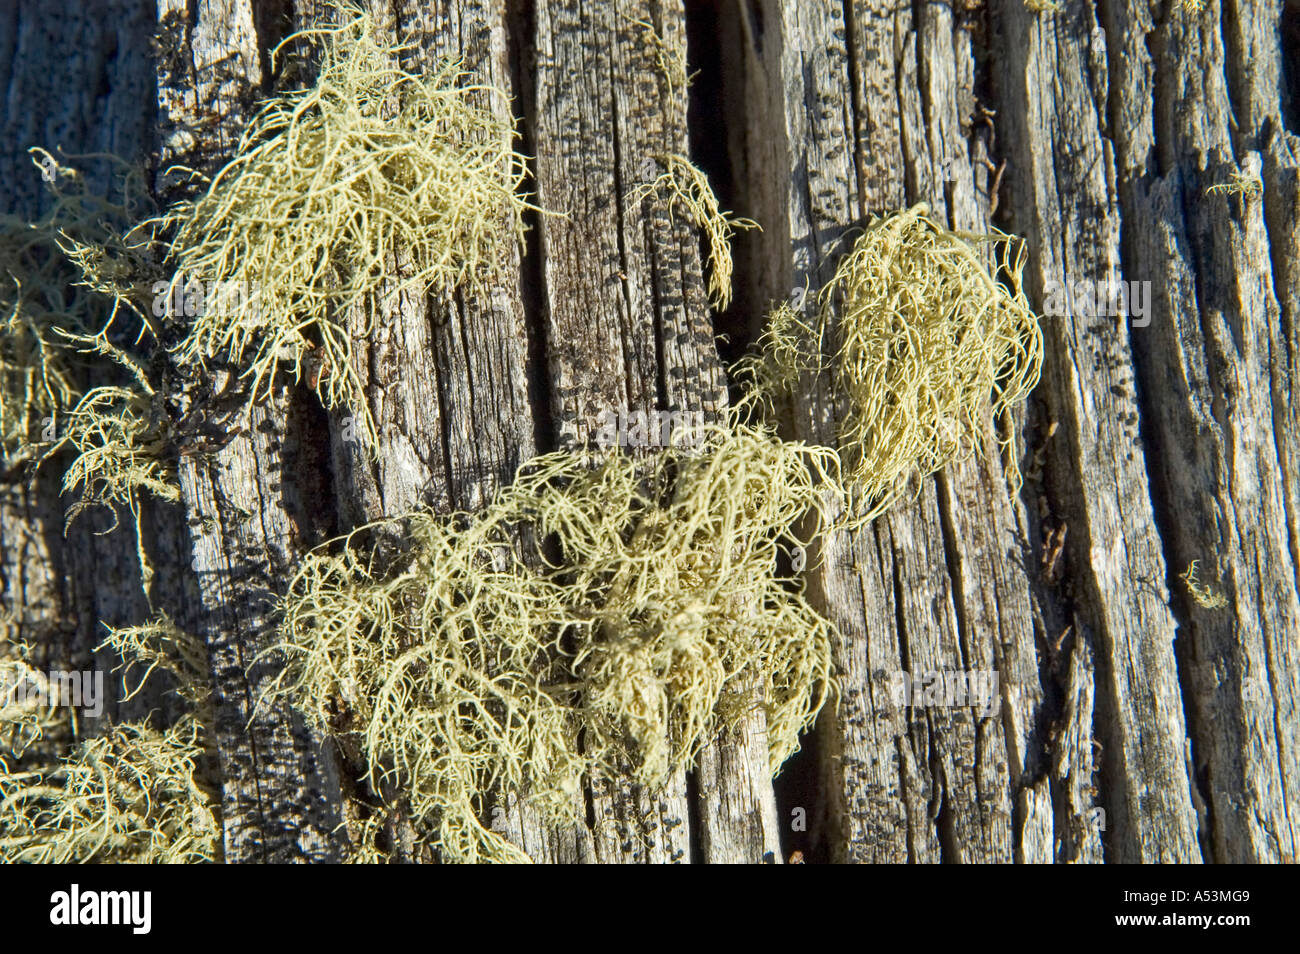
1181 560 1228 609
623 14 696 100
151 4 536 446
630 154 759 311
96 613 211 714
0 149 154 467
1206 171 1263 198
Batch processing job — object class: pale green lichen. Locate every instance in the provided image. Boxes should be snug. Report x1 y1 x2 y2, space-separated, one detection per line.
268 419 841 863
745 203 1043 520
148 4 535 446
1 615 217 864
1206 171 1263 198
630 154 759 311
1181 560 1228 609
0 149 152 468
624 14 696 100
0 716 218 864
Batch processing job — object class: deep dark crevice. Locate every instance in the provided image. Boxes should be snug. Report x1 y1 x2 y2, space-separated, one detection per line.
360 289 392 489
1128 326 1218 861
684 0 747 371
453 292 484 494
932 748 958 862
742 0 765 58
1094 0 1128 179
773 720 829 864
581 745 597 833
952 2 1045 852
684 764 704 864
912 0 929 151
889 539 911 678
1218 0 1258 160
644 216 671 414
1196 9 1300 861
1259 187 1300 603
685 4 733 215
1132 133 1225 867
963 0 997 224
686 2 834 862
249 0 295 91
506 0 556 457
1086 616 1130 862
1283 1 1300 135
933 474 969 672
896 735 918 863
895 15 919 207
677 3 744 865
1095 0 1216 859
427 313 457 511
1033 392 1146 860
1005 311 1129 856
686 0 738 369
283 382 339 549
1110 181 1218 861
606 64 639 416
841 0 867 217
505 1 601 854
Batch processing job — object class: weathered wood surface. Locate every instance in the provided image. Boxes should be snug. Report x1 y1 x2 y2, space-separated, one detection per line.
153 0 348 862
722 0 1296 863
2 0 1297 862
530 0 778 864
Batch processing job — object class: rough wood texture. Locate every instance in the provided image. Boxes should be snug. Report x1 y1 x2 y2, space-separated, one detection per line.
531 0 774 864
723 0 1038 864
297 0 595 864
4 0 1298 863
155 0 347 862
994 0 1200 863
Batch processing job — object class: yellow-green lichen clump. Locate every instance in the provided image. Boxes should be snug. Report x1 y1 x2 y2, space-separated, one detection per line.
0 716 218 863
1 615 217 864
0 149 151 468
152 4 534 443
746 203 1043 519
270 419 841 862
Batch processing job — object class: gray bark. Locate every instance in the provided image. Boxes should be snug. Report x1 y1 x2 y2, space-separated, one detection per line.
3 0 1296 863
